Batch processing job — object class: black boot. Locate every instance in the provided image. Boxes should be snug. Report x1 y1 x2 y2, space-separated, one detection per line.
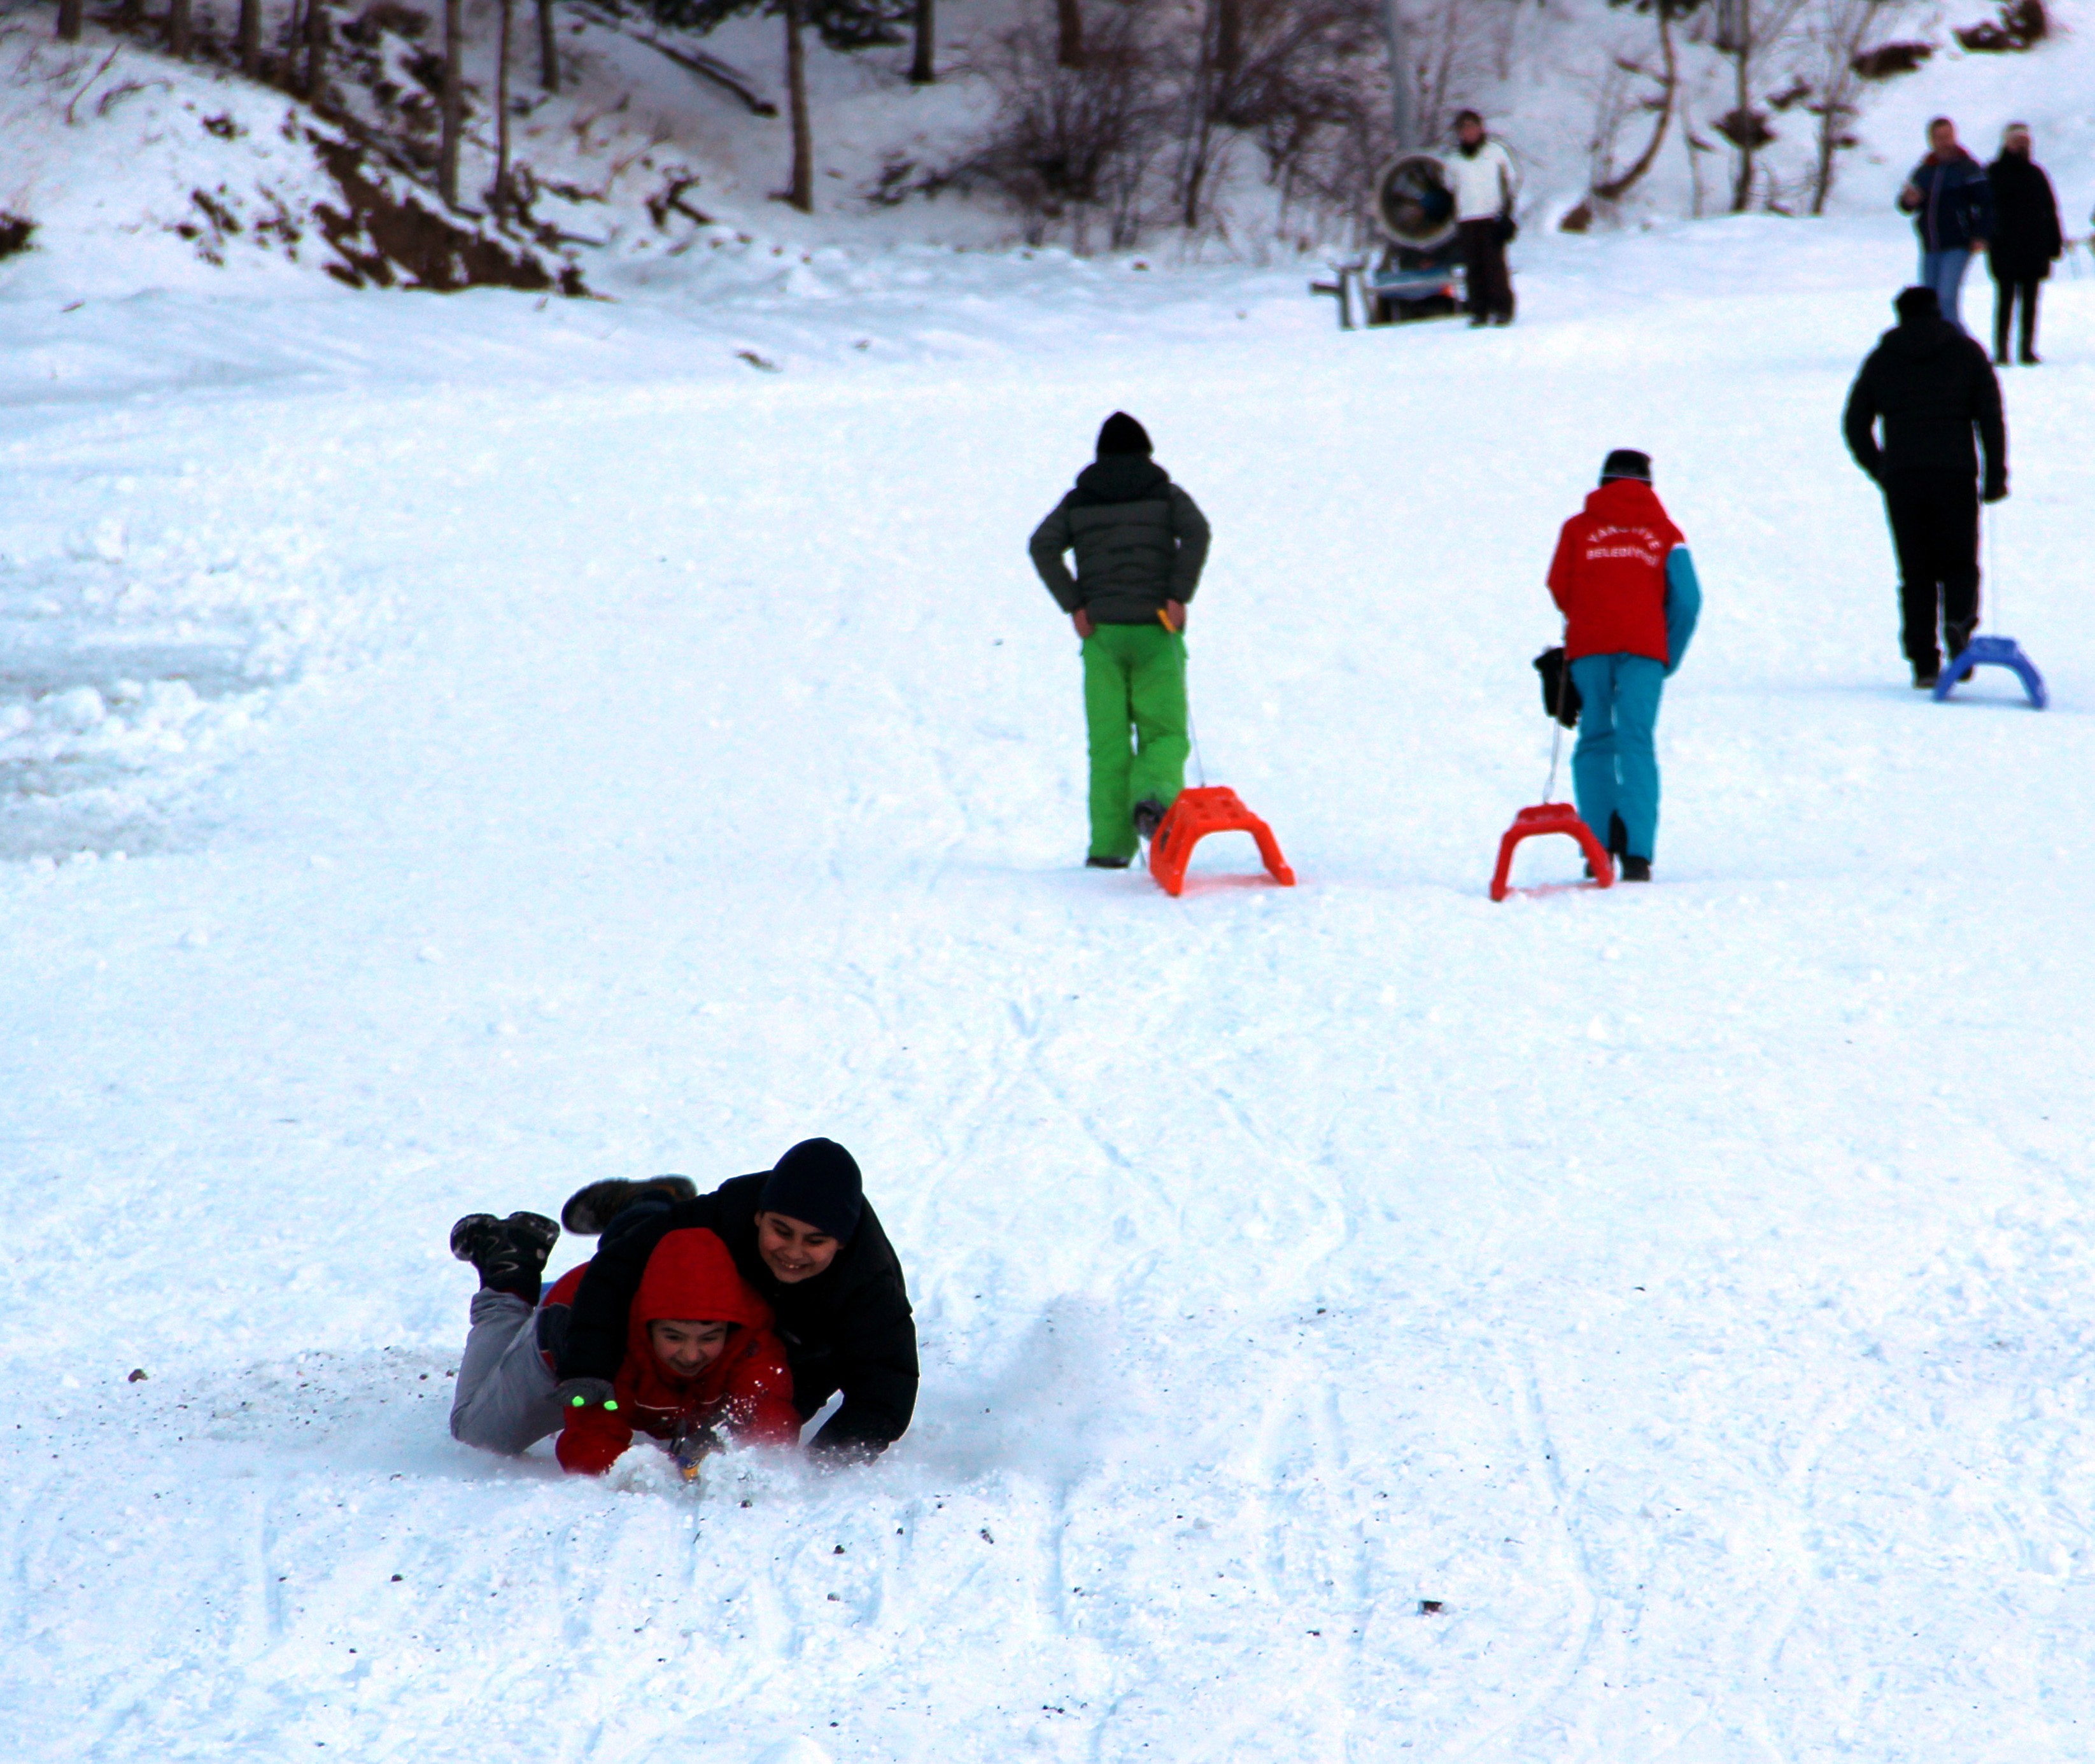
1620 856 1652 882
1131 798 1166 842
1085 854 1131 869
560 1176 698 1236
451 1211 560 1301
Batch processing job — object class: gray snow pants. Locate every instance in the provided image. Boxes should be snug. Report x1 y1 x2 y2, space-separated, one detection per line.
449 1290 568 1456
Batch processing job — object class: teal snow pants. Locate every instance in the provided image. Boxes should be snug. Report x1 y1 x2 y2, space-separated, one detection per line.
1569 653 1666 862
1082 623 1189 862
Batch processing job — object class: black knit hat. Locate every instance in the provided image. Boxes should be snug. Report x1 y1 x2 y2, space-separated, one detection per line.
1894 285 1940 323
758 1138 864 1242
1096 411 1153 458
1600 448 1652 484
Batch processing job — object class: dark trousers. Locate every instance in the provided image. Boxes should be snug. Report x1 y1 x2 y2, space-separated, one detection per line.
1883 470 1980 671
1992 278 2040 362
1458 218 1513 321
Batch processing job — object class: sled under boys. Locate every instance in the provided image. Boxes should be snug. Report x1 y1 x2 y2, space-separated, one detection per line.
1029 412 1211 868
449 1211 799 1475
1546 449 1701 882
556 1138 918 1462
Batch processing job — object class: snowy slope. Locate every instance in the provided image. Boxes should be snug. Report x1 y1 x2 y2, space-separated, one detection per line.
4 193 2094 1763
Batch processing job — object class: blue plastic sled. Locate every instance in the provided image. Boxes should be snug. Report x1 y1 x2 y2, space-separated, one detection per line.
1934 635 2047 709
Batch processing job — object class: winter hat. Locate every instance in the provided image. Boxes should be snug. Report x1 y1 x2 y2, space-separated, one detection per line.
1096 412 1153 458
1894 285 1940 323
758 1138 864 1242
1599 448 1653 485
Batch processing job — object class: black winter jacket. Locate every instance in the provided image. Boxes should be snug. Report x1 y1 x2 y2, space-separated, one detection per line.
555 1172 918 1458
1843 315 2005 490
1029 457 1211 625
1985 152 2063 283
1901 151 1993 253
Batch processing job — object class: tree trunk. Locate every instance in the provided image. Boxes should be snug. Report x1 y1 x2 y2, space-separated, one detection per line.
493 0 514 220
441 0 464 207
908 0 934 83
537 0 559 93
1592 8 1675 202
1215 0 1241 76
57 0 83 41
1728 3 1754 213
1056 0 1083 68
238 0 261 73
783 0 813 211
304 0 327 99
169 0 192 57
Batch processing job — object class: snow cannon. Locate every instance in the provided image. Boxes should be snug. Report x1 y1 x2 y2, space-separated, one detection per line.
1309 153 1463 329
1372 153 1458 250
1148 787 1295 897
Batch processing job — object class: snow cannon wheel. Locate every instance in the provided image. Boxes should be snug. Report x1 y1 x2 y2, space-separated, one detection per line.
1372 153 1457 251
1148 786 1296 898
1489 803 1614 901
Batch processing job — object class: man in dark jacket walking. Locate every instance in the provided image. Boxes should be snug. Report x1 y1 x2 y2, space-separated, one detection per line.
1898 116 1993 331
1985 123 2063 365
554 1139 918 1461
1843 285 2008 688
1029 413 1211 868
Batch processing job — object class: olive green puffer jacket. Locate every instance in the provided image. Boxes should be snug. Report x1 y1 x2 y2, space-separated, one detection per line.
1028 457 1211 624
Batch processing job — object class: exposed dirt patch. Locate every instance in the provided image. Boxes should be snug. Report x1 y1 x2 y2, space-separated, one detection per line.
306 128 587 294
0 213 34 259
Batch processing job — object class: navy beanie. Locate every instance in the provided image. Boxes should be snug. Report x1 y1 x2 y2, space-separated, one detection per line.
1096 411 1153 458
1600 448 1653 484
758 1138 864 1242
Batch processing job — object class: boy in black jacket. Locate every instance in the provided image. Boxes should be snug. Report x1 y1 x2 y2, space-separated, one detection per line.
554 1139 917 1460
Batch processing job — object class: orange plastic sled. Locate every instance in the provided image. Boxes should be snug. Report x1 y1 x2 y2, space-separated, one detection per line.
1488 802 1614 901
1149 786 1297 897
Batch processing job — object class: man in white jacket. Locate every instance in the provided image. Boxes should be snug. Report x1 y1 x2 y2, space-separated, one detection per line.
1450 109 1519 326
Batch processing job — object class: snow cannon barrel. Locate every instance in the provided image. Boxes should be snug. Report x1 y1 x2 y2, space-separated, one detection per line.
1372 153 1457 250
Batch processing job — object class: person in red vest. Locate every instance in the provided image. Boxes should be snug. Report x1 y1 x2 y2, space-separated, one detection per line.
447 1211 800 1475
1546 449 1702 881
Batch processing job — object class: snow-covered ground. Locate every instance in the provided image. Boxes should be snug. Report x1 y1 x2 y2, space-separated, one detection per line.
4 200 2095 1761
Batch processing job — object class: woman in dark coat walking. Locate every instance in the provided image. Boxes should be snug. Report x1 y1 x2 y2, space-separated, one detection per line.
1986 123 2063 365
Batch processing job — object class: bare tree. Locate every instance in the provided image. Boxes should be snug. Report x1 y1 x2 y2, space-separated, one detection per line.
493 0 516 217
441 0 465 206
1800 0 1908 212
910 0 934 81
783 0 814 209
1591 0 1686 203
305 0 328 96
1712 0 1809 210
169 0 193 56
57 0 83 39
538 0 560 91
1056 0 1083 67
239 0 262 72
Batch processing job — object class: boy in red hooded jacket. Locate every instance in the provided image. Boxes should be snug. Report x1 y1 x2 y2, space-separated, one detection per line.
447 1210 800 1475
1546 448 1702 882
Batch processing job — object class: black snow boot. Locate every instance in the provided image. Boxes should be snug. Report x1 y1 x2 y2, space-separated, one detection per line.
1620 856 1652 882
1085 854 1131 869
1131 798 1166 842
451 1210 561 1302
560 1175 698 1237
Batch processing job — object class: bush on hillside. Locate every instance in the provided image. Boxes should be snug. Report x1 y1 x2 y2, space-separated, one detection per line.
0 213 34 258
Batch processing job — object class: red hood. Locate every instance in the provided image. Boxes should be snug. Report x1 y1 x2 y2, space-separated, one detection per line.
627 1228 773 1369
1583 477 1671 525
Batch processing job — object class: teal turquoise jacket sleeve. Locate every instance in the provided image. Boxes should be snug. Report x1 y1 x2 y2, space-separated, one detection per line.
1664 547 1701 675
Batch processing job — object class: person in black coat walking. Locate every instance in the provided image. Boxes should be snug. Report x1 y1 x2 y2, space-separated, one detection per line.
1985 123 2063 365
554 1140 919 1460
1843 285 2008 688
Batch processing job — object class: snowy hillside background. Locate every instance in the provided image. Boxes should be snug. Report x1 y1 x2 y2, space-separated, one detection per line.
5 3 2095 1763
2 0 2094 293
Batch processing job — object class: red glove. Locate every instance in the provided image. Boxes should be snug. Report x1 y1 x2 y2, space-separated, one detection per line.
554 1398 633 1476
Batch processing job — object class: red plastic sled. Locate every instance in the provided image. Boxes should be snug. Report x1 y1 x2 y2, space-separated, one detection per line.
1489 802 1614 901
1150 786 1296 898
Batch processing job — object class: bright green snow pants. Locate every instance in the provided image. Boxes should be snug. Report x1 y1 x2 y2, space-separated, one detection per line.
1081 622 1189 861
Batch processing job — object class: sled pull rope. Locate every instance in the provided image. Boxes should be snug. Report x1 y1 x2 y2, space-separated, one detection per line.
1542 627 1571 803
1985 502 2000 630
1171 612 1208 790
